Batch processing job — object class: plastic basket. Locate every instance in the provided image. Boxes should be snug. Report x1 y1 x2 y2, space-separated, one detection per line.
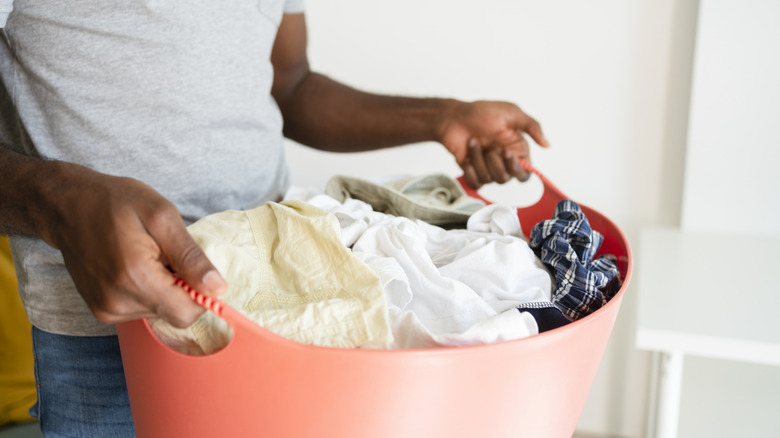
117 166 632 438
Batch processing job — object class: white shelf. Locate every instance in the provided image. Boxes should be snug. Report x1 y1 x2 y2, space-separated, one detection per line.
636 226 780 364
635 226 780 438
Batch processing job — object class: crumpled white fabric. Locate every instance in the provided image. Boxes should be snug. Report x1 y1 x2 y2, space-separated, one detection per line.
287 191 555 349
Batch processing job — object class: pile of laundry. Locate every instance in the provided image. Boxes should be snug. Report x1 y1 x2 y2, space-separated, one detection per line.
150 174 622 354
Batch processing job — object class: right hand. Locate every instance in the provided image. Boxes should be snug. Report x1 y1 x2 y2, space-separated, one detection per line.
437 100 549 189
46 163 227 328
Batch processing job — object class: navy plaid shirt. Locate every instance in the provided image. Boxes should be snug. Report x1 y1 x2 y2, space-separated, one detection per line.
528 200 621 321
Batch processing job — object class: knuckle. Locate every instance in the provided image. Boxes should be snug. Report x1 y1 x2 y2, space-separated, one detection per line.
144 200 180 231
89 295 128 323
111 259 144 291
94 265 148 318
175 243 207 271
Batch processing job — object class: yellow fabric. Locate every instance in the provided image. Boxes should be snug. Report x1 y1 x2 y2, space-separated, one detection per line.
0 235 37 425
150 201 393 354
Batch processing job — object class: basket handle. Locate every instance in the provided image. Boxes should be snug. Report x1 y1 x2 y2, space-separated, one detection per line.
457 160 569 239
172 274 225 316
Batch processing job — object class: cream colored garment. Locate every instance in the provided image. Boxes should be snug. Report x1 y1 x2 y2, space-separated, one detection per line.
150 201 393 354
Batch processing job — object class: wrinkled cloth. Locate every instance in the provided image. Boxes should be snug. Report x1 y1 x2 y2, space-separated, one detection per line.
325 174 485 227
299 193 554 349
528 200 621 321
150 201 393 354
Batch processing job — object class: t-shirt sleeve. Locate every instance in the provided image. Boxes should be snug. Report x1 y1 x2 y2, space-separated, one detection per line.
283 0 304 14
0 0 13 28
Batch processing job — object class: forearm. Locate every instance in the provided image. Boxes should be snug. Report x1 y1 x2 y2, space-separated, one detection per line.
277 72 462 152
0 142 97 249
0 143 61 242
1 140 227 325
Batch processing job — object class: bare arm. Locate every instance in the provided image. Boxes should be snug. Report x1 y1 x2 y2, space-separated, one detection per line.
0 142 226 327
271 14 549 188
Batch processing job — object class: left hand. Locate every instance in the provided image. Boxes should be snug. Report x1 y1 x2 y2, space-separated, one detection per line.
437 100 549 189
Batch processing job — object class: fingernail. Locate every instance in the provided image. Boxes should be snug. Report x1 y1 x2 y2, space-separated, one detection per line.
203 270 227 295
468 138 478 148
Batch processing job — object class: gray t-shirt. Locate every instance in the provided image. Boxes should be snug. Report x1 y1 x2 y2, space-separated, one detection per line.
0 0 304 336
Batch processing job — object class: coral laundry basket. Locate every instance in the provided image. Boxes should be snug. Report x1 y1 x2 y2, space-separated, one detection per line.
117 166 632 438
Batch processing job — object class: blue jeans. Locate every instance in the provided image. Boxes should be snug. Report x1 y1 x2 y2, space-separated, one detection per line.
30 327 135 437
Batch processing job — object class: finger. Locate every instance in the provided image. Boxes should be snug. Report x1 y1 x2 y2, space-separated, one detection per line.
125 234 210 327
508 107 550 148
467 138 492 184
150 265 208 328
87 245 206 327
144 202 227 298
524 118 550 148
512 135 531 163
504 150 531 182
88 292 156 325
132 260 208 328
462 163 483 189
486 148 511 184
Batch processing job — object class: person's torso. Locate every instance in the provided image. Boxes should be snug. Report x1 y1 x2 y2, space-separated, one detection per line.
0 0 303 335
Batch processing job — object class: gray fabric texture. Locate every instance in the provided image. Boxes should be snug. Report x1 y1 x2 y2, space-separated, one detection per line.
0 0 304 336
0 0 11 27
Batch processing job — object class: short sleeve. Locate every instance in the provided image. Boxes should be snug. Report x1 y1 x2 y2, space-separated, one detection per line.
283 0 304 14
0 0 13 28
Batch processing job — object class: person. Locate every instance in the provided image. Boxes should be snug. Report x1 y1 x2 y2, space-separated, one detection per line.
0 1 548 436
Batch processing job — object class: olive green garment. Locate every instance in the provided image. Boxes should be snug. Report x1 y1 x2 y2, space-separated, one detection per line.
325 174 486 227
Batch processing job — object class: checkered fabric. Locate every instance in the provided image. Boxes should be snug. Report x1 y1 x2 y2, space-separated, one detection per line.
529 200 621 321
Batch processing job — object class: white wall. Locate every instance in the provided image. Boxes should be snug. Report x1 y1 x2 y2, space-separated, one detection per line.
286 1 693 436
681 0 780 235
674 0 780 437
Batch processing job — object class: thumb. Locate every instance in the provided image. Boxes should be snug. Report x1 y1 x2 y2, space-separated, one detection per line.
508 107 550 148
146 210 228 297
525 121 550 148
166 235 227 298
